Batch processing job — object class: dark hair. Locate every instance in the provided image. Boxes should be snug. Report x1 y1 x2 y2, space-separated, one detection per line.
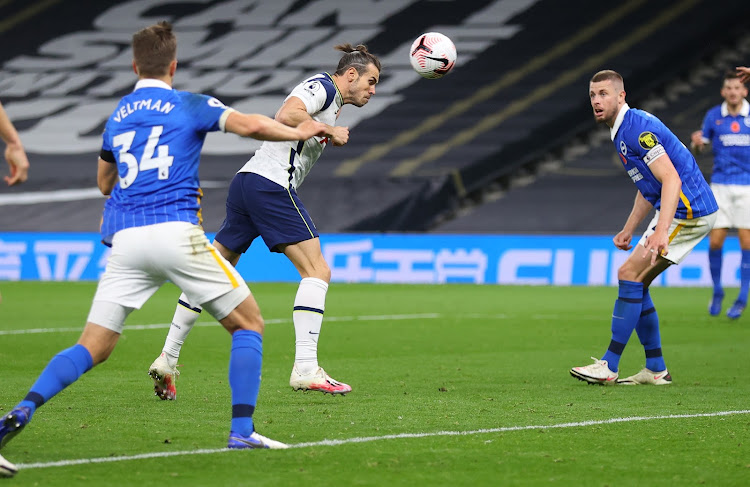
333 43 381 76
724 69 745 85
132 21 177 78
590 69 624 89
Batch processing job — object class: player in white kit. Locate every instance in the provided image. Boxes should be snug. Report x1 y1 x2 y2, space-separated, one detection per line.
148 44 381 399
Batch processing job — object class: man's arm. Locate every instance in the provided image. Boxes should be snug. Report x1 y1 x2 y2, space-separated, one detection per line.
97 158 118 195
0 101 30 186
275 97 349 146
613 191 654 251
223 110 327 142
644 154 682 263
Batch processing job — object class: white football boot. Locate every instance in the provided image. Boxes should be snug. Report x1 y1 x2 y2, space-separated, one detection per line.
228 431 289 450
148 352 180 400
570 357 618 385
617 368 672 385
290 365 351 395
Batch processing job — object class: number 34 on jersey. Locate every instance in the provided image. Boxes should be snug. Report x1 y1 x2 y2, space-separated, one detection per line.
113 125 174 188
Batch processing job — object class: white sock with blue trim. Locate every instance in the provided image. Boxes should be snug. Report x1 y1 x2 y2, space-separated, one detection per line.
162 293 202 365
293 277 328 375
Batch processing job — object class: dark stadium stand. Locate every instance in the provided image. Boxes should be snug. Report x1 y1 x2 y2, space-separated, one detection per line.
1 0 749 233
434 35 750 234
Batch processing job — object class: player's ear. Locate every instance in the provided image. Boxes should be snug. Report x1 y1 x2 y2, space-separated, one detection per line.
169 59 177 77
132 60 138 75
347 66 358 81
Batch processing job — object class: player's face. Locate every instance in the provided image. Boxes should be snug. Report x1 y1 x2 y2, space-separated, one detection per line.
347 64 379 107
589 80 623 127
721 78 748 106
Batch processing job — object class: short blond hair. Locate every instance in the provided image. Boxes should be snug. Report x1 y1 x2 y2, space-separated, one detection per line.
590 70 624 91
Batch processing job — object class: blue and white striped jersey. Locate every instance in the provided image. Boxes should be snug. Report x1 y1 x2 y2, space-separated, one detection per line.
610 104 718 219
699 99 750 185
100 79 232 244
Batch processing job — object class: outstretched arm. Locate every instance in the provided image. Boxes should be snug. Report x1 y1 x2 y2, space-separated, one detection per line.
224 110 326 142
0 101 29 186
275 97 349 146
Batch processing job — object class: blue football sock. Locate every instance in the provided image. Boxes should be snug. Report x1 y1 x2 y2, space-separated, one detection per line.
738 250 750 305
601 280 643 372
635 288 666 372
709 248 723 296
18 344 93 419
229 329 263 437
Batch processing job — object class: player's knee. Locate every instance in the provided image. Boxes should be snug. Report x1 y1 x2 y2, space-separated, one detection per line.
219 295 264 334
223 312 264 335
299 258 331 282
318 261 331 283
617 262 638 281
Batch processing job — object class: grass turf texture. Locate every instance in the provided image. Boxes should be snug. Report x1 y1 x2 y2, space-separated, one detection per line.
0 282 748 486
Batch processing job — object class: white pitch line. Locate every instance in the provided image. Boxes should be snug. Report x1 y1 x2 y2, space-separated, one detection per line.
16 409 750 471
0 313 445 336
0 312 602 336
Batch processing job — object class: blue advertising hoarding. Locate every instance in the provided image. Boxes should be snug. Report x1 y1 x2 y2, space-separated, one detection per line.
0 233 741 287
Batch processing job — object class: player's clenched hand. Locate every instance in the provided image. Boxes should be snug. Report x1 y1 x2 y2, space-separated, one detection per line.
737 66 750 84
690 130 704 150
330 126 349 146
4 143 29 186
613 230 633 251
296 120 328 140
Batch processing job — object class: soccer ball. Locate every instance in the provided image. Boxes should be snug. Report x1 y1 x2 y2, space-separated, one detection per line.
409 32 457 79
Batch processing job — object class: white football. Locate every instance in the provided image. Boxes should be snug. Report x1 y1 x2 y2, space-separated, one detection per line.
409 32 457 79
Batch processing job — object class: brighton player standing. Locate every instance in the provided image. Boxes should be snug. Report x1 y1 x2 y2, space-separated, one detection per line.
570 70 718 386
0 21 327 472
147 44 380 399
690 70 750 319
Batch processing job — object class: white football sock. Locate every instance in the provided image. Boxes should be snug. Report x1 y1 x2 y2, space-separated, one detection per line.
293 277 328 374
162 293 202 361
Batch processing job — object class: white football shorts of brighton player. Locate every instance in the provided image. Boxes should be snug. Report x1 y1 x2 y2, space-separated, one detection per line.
711 183 750 230
89 221 250 333
638 211 717 264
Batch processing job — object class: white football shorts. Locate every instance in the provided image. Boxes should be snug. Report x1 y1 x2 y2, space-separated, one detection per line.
710 183 750 229
88 221 249 332
637 211 717 264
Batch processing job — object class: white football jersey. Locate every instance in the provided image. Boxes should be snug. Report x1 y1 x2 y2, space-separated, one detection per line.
238 72 342 189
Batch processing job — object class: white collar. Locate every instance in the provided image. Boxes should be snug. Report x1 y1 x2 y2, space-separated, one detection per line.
134 79 172 91
720 99 750 117
609 103 630 141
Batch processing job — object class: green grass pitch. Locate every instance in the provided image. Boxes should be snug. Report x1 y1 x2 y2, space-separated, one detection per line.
0 282 748 486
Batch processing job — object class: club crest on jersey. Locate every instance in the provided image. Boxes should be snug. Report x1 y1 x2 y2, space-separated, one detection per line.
638 131 658 150
207 97 227 108
744 117 750 128
304 81 322 94
620 140 627 156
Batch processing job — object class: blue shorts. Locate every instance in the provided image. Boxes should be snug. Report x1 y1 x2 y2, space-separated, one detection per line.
215 172 318 253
